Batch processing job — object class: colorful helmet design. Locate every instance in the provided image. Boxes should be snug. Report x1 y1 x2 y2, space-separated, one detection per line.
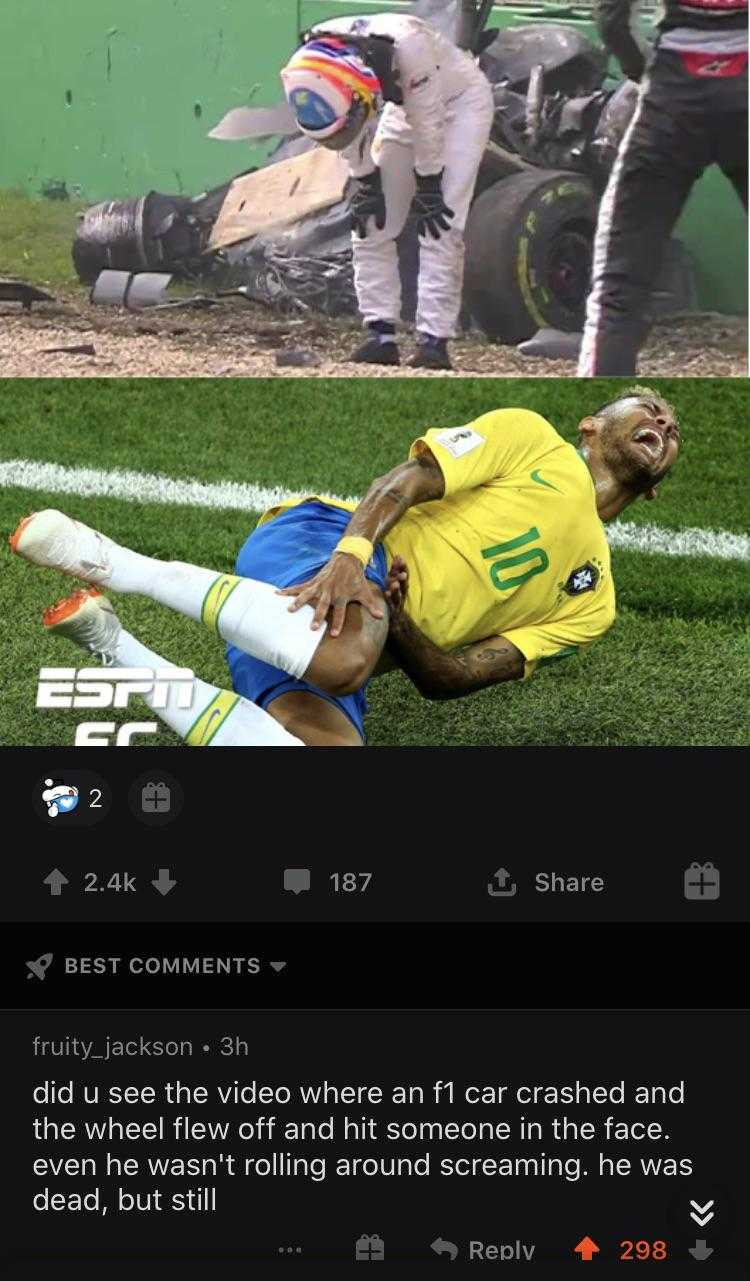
280 37 381 151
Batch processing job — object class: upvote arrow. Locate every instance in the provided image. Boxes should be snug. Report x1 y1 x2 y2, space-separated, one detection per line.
43 869 69 897
689 1240 714 1262
151 869 177 896
574 1238 600 1262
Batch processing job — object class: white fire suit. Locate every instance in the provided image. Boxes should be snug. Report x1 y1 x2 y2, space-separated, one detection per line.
311 13 494 338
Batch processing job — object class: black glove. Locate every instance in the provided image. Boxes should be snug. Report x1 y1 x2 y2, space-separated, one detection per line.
350 169 386 239
412 171 454 240
620 52 646 82
598 12 647 81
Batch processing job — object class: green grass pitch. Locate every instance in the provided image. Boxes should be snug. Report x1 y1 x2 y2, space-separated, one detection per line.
0 190 86 289
1 377 748 747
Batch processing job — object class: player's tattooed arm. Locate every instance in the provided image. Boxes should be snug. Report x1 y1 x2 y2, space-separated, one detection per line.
344 452 445 546
387 613 525 699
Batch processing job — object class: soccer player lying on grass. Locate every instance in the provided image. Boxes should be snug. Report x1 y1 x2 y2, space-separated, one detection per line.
11 387 680 747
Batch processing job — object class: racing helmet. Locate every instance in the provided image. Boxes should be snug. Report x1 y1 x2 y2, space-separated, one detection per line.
280 37 382 151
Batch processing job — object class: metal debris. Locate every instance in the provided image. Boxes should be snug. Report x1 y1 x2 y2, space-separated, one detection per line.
149 295 218 312
217 248 357 317
89 269 173 309
215 286 259 303
40 179 69 201
275 349 323 367
517 328 582 359
90 270 132 306
90 270 219 312
0 279 56 311
40 343 97 356
125 272 173 309
73 191 213 284
208 103 298 142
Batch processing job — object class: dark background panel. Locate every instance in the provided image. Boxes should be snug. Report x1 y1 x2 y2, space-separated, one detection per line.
6 747 746 924
1 1011 746 1271
2 919 744 1009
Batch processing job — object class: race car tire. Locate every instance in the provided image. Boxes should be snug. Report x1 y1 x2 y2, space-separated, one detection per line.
463 169 597 344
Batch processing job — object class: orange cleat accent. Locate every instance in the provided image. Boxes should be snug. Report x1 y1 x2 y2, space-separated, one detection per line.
42 588 103 629
9 512 37 554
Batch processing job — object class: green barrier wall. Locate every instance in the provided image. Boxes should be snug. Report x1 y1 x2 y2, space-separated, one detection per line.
1 0 745 311
0 0 300 197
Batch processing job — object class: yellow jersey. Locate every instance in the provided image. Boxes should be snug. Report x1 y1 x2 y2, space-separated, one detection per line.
258 409 616 678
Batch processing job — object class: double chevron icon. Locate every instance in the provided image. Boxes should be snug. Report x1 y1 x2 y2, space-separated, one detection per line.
690 1199 715 1228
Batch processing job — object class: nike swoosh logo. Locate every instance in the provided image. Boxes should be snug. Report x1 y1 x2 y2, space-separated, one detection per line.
530 469 563 493
198 708 222 745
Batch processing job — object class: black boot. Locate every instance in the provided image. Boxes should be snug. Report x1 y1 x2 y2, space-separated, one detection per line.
408 334 453 371
350 335 401 365
350 322 400 366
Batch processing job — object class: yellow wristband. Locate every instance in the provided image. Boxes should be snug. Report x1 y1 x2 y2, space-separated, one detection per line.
334 536 374 567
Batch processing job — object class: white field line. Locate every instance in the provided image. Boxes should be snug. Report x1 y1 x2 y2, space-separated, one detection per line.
1 457 748 563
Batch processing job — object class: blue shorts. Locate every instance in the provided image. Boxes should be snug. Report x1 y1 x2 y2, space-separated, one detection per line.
226 500 388 742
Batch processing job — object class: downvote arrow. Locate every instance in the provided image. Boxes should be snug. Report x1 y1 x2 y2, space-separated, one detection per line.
43 869 69 897
689 1240 714 1261
151 869 177 896
574 1238 600 1262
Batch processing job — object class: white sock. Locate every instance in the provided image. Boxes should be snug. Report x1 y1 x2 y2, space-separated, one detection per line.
114 629 303 746
105 545 325 680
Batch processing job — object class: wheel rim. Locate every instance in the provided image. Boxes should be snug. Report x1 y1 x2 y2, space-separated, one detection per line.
544 228 592 312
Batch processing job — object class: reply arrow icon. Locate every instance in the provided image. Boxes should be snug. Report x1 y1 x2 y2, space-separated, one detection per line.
431 1238 458 1261
574 1238 600 1261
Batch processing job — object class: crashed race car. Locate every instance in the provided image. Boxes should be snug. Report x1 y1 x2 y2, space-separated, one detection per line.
72 1 694 345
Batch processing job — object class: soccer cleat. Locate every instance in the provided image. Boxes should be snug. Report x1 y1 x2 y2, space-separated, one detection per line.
407 336 453 371
42 589 121 661
349 335 401 366
9 509 114 584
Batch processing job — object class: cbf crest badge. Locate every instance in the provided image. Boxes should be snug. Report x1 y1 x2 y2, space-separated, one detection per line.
563 562 599 596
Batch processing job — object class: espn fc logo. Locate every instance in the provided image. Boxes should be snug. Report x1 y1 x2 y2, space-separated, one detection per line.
35 666 196 746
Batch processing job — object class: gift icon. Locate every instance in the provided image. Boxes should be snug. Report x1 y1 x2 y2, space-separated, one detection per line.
355 1234 385 1262
683 862 720 901
142 781 171 814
